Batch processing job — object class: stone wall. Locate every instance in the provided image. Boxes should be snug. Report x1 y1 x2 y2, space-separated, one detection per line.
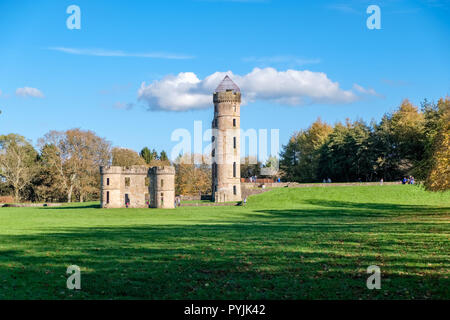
241 181 402 189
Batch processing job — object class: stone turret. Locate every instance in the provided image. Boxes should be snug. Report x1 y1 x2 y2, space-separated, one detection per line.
211 76 242 202
149 166 176 209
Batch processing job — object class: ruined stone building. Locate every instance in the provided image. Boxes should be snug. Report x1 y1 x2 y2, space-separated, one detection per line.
100 165 175 208
211 76 242 202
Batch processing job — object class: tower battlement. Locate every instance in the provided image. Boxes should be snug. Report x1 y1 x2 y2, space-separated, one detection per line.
213 91 241 103
100 165 149 175
149 166 176 176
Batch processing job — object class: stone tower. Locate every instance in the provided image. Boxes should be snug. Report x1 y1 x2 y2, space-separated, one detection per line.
211 76 241 202
149 166 176 209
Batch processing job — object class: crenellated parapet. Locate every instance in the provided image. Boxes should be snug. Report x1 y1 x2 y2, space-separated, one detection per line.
213 91 241 103
100 165 148 175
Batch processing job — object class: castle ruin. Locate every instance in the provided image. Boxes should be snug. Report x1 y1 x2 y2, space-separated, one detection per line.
100 75 242 207
100 165 175 209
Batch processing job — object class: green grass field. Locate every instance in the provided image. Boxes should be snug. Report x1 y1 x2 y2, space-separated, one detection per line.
0 185 449 300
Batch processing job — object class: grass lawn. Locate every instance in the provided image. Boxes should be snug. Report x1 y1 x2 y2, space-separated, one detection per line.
0 185 449 300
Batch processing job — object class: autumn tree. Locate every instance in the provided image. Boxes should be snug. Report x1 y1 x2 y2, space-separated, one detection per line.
424 97 450 191
174 154 211 195
38 129 111 202
112 147 146 167
0 134 38 202
371 99 426 180
280 118 332 182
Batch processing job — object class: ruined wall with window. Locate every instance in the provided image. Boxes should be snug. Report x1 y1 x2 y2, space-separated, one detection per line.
100 165 174 209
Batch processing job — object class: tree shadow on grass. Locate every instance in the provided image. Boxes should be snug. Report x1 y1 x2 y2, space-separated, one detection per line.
40 204 101 210
0 223 448 300
244 200 449 222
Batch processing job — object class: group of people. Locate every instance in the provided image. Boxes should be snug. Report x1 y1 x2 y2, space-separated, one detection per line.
174 197 181 208
402 176 415 185
322 178 332 183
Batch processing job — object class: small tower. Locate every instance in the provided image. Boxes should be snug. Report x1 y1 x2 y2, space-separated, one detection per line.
211 76 241 202
149 166 175 209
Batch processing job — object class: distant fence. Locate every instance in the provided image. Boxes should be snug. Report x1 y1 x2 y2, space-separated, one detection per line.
1 203 63 208
241 178 275 183
242 181 402 189
0 196 14 204
179 194 212 201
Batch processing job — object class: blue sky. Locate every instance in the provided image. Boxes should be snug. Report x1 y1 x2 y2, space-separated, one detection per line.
0 0 449 160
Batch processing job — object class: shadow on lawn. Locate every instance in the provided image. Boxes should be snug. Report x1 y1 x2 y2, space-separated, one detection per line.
244 199 449 221
41 204 101 210
0 218 448 299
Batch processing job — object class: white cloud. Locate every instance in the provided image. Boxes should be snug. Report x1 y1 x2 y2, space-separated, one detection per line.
352 84 382 97
138 67 369 111
15 87 45 98
48 47 193 60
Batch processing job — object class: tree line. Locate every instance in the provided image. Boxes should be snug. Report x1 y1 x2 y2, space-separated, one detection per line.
1 97 448 203
0 129 171 202
279 97 449 191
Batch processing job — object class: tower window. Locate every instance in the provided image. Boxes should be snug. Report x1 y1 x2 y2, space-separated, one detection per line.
233 137 236 149
212 149 215 157
233 162 236 177
233 185 237 195
125 177 130 187
233 119 236 127
161 179 164 188
212 136 215 142
106 191 110 204
106 178 110 186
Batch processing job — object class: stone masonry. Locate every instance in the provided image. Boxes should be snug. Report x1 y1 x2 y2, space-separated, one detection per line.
211 76 242 202
100 165 175 209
